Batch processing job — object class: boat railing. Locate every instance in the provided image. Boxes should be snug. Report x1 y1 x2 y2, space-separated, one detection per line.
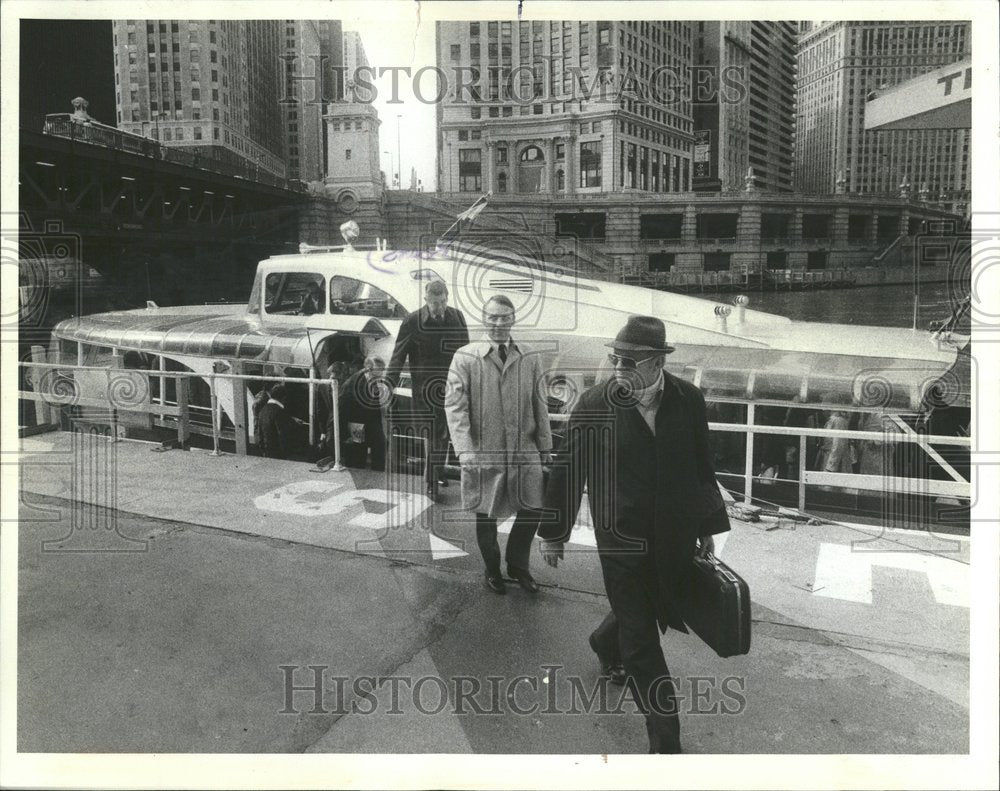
18 360 971 525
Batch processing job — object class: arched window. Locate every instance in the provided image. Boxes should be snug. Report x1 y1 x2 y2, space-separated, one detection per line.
519 145 544 162
497 171 508 193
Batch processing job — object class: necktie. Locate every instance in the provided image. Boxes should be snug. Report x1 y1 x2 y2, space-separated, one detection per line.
498 343 508 364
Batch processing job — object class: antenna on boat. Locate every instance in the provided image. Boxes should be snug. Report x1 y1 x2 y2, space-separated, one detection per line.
437 192 492 248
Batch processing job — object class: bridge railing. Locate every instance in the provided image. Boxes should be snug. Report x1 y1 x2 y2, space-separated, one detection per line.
40 114 302 193
18 360 970 525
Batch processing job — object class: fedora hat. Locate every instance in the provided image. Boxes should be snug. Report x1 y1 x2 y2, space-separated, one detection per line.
606 315 675 354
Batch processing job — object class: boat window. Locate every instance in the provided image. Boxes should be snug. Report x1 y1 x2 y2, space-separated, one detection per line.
329 276 408 320
264 272 326 315
247 272 262 313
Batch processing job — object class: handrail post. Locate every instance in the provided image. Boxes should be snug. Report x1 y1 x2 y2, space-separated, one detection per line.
175 375 190 448
209 373 221 455
231 362 248 456
798 434 807 512
308 365 317 446
743 403 755 504
331 378 345 471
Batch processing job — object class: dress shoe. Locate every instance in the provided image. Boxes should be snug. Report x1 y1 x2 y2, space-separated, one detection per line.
484 572 506 595
437 477 449 488
588 634 627 686
508 567 540 594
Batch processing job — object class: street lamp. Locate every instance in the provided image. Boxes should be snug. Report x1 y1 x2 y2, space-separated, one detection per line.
396 114 402 191
383 149 394 189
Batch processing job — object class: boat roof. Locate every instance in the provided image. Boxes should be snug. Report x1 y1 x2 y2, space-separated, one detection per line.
54 306 388 367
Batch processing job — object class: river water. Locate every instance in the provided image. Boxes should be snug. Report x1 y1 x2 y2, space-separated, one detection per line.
698 281 966 329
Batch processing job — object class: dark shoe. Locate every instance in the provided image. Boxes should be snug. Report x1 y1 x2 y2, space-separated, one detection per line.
508 567 540 594
485 572 506 595
437 477 449 488
589 634 626 686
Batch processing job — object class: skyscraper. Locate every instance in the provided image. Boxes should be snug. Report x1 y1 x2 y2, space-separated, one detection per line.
112 19 286 178
435 20 695 195
795 20 970 199
281 20 334 182
691 21 797 192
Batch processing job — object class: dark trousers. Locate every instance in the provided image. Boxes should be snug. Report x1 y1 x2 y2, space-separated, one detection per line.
475 509 541 576
425 404 450 489
591 578 682 754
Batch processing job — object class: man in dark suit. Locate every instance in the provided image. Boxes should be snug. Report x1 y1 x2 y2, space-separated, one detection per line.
539 315 730 754
386 280 469 501
257 383 304 460
336 355 388 472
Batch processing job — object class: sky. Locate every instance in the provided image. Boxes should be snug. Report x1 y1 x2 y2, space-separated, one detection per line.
350 11 438 190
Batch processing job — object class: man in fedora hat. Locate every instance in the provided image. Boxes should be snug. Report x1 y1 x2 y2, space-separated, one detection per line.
539 315 730 754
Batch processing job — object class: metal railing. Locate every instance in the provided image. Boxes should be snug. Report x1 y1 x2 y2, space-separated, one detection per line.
41 114 303 193
18 361 971 521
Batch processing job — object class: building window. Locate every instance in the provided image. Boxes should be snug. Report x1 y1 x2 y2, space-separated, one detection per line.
458 130 468 141
489 106 499 117
556 143 565 160
697 214 739 239
703 252 731 272
555 212 606 239
451 44 461 60
648 253 676 272
556 169 565 190
471 106 481 119
191 88 200 101
471 130 481 140
458 148 482 192
470 22 480 37
640 214 683 239
498 172 507 193
194 127 202 140
497 146 508 164
345 149 352 159
579 141 602 187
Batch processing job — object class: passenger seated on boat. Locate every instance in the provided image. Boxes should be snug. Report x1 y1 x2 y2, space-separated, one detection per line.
298 283 324 316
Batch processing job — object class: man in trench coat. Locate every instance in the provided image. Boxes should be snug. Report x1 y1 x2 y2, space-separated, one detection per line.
445 294 553 595
539 315 730 754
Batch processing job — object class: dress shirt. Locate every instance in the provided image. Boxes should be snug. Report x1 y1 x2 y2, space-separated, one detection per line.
633 372 665 434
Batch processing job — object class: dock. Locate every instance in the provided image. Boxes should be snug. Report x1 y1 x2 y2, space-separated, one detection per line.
16 430 970 755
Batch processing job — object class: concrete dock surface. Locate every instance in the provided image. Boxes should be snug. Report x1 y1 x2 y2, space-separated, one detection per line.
11 430 980 770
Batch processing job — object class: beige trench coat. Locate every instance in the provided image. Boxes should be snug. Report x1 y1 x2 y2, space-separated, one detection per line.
445 340 553 519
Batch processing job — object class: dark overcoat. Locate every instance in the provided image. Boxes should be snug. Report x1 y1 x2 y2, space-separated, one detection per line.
257 401 299 460
386 305 469 411
539 372 731 633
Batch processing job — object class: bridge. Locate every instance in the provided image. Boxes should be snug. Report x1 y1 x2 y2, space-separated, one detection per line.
16 113 370 318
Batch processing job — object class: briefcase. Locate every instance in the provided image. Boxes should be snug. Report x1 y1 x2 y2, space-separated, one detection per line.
679 552 751 658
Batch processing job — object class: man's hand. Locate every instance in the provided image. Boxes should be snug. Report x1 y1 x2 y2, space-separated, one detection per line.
539 451 553 465
697 534 715 558
540 540 564 568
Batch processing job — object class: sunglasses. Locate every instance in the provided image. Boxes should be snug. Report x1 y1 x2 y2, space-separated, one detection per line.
607 352 663 369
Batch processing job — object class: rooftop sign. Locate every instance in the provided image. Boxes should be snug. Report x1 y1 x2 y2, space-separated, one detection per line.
865 58 971 131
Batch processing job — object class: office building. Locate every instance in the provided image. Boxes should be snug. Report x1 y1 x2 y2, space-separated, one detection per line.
282 20 334 182
691 21 796 193
112 19 286 178
796 20 970 202
435 20 695 195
